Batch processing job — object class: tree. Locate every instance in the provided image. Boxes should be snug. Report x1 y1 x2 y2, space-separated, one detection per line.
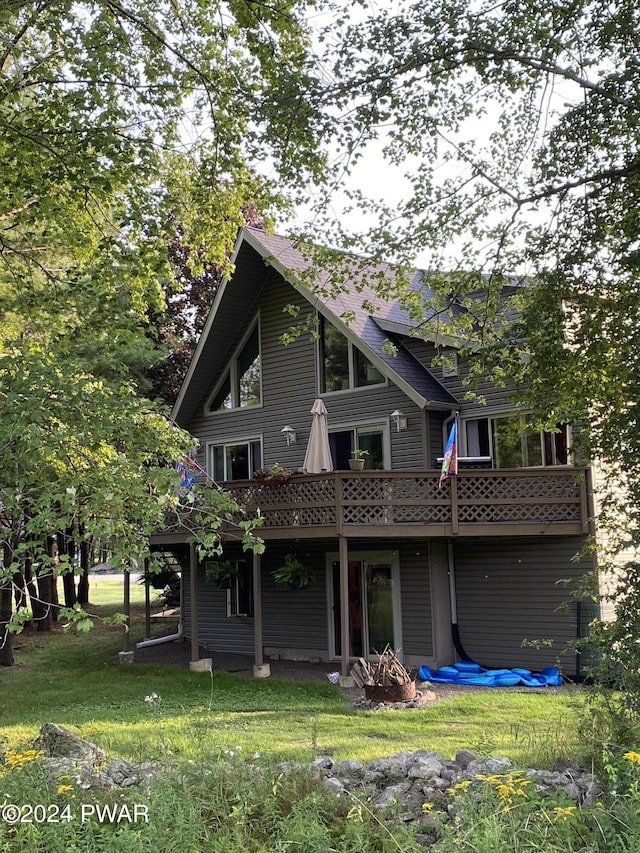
0 349 263 665
0 1 325 663
309 0 640 505
1 0 329 383
1 0 326 288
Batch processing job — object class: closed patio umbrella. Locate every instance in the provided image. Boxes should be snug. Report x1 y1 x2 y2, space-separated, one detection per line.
303 399 333 473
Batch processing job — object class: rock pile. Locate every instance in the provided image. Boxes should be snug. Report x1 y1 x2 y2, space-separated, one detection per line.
26 724 602 849
278 748 602 848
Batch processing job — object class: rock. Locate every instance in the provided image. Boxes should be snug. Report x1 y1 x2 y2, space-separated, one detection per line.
373 781 412 808
455 749 478 770
331 759 365 777
323 776 346 794
407 751 446 781
365 751 415 781
33 723 161 792
35 723 105 764
465 756 513 777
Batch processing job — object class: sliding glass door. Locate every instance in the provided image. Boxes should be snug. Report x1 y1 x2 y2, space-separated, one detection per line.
330 554 399 658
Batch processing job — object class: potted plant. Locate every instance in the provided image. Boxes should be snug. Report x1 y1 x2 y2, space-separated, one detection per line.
349 449 369 471
273 554 314 590
254 462 293 485
205 559 238 590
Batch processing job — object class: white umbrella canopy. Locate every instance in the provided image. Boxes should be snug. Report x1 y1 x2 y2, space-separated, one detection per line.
303 399 334 473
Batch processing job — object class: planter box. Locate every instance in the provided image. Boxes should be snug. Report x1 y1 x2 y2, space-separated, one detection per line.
364 681 417 702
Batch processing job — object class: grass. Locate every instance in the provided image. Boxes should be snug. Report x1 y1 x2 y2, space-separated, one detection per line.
0 575 585 770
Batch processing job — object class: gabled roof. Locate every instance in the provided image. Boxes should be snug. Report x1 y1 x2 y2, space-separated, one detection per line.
172 227 458 426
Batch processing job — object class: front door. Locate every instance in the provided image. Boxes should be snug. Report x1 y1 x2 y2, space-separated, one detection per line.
330 555 398 658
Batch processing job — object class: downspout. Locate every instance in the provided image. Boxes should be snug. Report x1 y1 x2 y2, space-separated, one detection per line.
442 409 459 449
448 541 473 663
135 568 184 649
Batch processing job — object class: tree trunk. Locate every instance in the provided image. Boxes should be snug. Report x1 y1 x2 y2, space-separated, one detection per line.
24 554 43 627
77 539 90 605
35 542 54 632
12 566 28 614
47 534 60 622
0 583 14 666
61 529 77 607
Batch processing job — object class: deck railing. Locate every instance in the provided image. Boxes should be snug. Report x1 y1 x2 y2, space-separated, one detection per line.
225 468 591 538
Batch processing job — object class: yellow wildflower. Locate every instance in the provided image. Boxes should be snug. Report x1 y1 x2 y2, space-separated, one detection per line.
623 751 640 764
448 779 473 795
57 784 74 794
5 749 43 768
421 802 434 812
552 805 577 821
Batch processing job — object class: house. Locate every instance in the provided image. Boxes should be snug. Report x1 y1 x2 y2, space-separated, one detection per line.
151 226 598 681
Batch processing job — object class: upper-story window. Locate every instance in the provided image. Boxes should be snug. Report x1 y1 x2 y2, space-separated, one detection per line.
329 425 387 470
319 316 385 393
208 320 261 412
463 414 569 468
208 438 263 482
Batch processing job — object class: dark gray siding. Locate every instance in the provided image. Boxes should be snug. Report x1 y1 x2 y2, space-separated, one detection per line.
398 543 433 658
261 543 329 655
403 340 514 417
453 537 594 676
426 410 449 467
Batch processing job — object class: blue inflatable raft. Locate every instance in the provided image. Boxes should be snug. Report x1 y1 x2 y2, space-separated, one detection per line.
417 661 562 687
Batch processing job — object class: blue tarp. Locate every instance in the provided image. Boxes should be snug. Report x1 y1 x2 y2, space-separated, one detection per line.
418 661 563 688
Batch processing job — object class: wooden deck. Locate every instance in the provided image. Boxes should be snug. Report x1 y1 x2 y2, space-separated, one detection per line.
223 467 592 540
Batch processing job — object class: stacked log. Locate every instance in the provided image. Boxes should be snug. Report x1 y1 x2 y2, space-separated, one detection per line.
349 645 412 688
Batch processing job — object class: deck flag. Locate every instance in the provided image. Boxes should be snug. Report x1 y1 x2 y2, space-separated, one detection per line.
175 454 203 491
439 419 458 487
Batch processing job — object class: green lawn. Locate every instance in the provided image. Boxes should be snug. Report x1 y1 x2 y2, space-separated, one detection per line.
0 576 585 769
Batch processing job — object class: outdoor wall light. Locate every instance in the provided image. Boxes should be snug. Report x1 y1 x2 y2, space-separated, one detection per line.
390 410 408 432
281 425 297 445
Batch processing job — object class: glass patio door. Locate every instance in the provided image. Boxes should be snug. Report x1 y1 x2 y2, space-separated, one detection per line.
331 558 396 658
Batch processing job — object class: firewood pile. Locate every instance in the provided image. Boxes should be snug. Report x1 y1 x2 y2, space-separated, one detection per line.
349 645 413 688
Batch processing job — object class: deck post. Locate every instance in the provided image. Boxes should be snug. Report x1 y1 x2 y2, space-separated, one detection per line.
253 552 270 677
339 535 351 681
189 541 199 663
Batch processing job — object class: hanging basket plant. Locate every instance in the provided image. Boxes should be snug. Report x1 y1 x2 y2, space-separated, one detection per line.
273 554 314 590
141 567 178 591
205 560 238 590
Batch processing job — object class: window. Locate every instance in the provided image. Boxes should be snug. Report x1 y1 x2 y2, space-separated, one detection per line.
208 438 262 481
463 414 569 468
441 351 458 378
208 320 261 412
319 316 385 393
228 561 253 617
329 426 386 469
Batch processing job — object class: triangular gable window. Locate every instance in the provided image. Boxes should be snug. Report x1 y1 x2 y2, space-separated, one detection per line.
208 319 261 412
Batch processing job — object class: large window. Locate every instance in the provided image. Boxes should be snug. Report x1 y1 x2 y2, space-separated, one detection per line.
208 439 262 481
463 415 569 468
319 316 385 393
208 321 261 412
